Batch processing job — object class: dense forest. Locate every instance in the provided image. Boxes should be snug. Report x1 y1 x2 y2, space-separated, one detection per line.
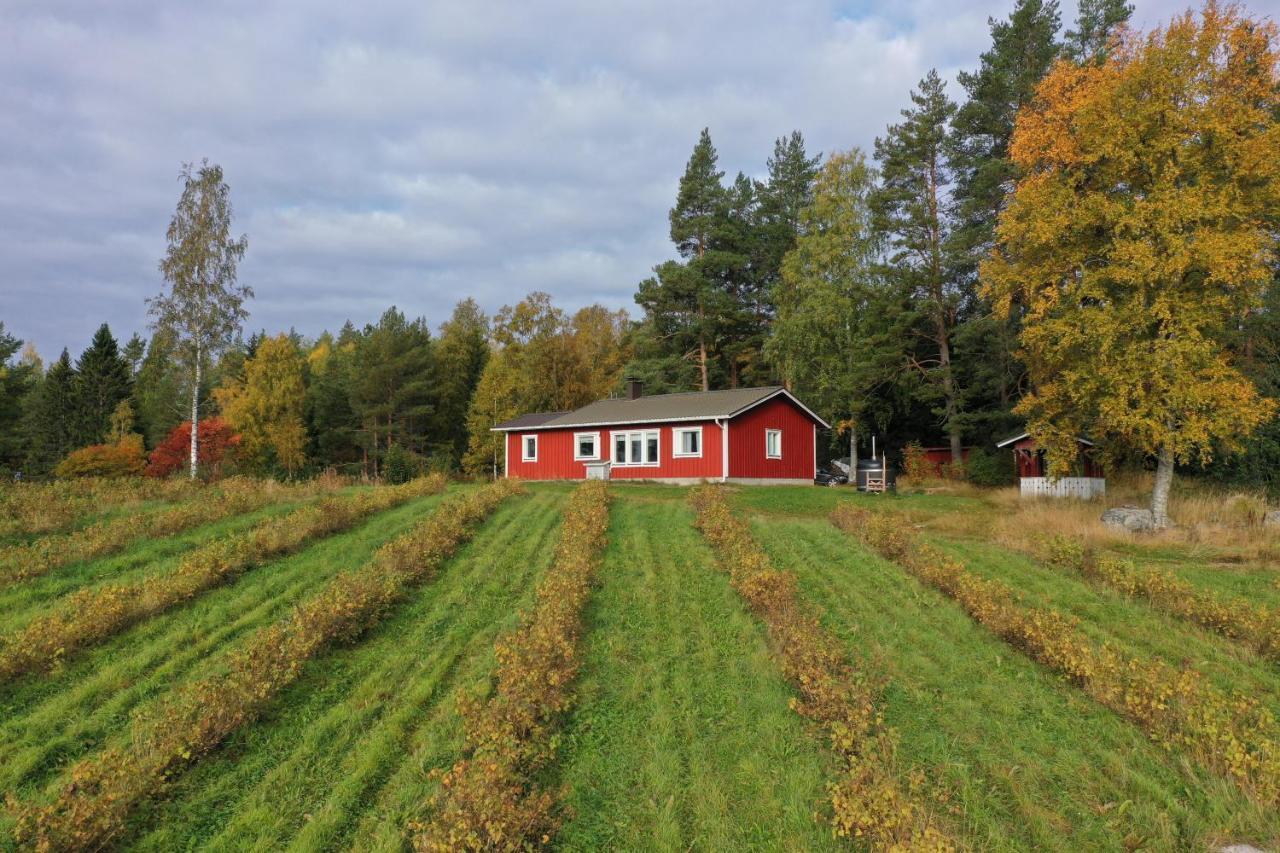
0 0 1276 500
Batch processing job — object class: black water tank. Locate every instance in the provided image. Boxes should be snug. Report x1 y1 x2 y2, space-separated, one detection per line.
855 458 896 491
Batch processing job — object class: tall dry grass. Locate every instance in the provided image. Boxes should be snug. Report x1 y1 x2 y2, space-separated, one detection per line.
982 470 1279 565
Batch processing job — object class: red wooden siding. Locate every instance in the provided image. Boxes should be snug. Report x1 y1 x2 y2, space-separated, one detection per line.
505 420 724 481
726 395 817 480
1008 436 1104 478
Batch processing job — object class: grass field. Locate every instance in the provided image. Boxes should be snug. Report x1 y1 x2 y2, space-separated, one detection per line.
1 478 1277 851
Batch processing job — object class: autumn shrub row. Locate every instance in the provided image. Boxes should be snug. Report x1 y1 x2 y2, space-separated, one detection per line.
1038 536 1280 663
831 505 1280 806
0 476 335 587
0 475 448 681
413 480 610 851
689 486 953 849
0 477 201 539
9 478 519 852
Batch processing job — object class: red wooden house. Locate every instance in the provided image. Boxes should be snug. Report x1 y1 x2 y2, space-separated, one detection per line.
996 432 1105 498
492 382 828 484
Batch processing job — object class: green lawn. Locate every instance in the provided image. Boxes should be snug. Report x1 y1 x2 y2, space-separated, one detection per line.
746 511 1278 850
1 480 1277 850
556 493 836 852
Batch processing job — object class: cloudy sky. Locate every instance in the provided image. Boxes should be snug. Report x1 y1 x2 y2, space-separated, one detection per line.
0 0 1226 358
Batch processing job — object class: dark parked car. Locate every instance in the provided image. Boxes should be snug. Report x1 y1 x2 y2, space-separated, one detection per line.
814 467 849 487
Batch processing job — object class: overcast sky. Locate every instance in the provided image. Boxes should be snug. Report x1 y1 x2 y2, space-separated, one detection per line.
0 0 1241 359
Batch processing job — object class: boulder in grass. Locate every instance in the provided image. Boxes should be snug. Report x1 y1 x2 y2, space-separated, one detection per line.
1101 505 1157 532
1264 510 1280 528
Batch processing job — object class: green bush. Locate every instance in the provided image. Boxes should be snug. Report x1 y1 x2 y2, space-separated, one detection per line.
965 447 1015 487
383 444 425 484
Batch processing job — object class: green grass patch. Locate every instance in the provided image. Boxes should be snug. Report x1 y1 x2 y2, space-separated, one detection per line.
555 492 838 852
932 537 1280 714
751 513 1280 851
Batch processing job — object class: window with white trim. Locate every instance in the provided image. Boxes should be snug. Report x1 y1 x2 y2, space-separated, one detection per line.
522 434 538 462
574 432 600 461
611 429 660 466
673 426 702 457
765 429 782 459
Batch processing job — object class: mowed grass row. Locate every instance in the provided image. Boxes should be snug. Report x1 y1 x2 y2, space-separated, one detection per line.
932 538 1280 714
122 488 570 852
556 489 838 851
745 510 1280 851
0 488 457 805
0 488 368 630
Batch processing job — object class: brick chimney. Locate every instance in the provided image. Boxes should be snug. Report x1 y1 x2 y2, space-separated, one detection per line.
626 377 644 400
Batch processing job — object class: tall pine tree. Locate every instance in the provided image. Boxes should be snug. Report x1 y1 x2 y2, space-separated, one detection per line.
946 0 1063 441
636 129 731 391
1064 0 1133 63
873 70 966 461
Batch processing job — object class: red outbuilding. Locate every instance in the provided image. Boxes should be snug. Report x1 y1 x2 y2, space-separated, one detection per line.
493 382 829 485
996 431 1105 498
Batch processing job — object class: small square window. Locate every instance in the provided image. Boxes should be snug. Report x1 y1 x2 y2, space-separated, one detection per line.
673 427 702 457
574 432 600 461
765 429 782 459
522 434 538 462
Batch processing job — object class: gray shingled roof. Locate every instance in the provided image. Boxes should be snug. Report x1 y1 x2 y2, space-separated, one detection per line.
491 410 569 430
492 387 829 431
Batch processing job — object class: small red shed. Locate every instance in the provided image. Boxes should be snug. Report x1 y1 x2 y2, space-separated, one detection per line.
492 383 829 484
996 432 1105 498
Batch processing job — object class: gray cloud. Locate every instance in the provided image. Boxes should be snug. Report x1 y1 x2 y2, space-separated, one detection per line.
0 0 1207 357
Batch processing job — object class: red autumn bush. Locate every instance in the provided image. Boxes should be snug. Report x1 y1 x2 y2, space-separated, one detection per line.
832 504 1280 806
145 418 239 478
9 479 518 852
690 486 953 849
53 436 147 479
415 480 610 851
0 475 447 681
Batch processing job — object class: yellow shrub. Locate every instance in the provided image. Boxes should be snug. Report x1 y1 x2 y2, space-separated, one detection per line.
415 480 609 851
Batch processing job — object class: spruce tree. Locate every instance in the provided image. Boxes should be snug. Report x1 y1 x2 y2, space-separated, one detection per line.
0 324 36 472
873 70 965 462
72 323 132 446
24 349 79 474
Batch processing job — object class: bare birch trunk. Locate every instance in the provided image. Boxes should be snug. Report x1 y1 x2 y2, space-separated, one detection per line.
189 348 201 480
1150 444 1174 528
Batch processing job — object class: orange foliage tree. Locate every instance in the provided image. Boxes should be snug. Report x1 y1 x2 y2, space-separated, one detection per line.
54 436 147 479
982 2 1280 526
146 418 238 478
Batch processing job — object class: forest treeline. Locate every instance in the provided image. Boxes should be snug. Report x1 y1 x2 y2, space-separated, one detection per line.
0 0 1276 499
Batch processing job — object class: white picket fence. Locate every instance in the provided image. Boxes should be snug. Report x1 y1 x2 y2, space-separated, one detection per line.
1019 476 1106 499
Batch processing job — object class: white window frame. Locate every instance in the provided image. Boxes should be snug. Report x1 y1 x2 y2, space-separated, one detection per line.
673 426 703 458
611 429 660 467
573 431 601 461
522 433 538 462
765 428 782 460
